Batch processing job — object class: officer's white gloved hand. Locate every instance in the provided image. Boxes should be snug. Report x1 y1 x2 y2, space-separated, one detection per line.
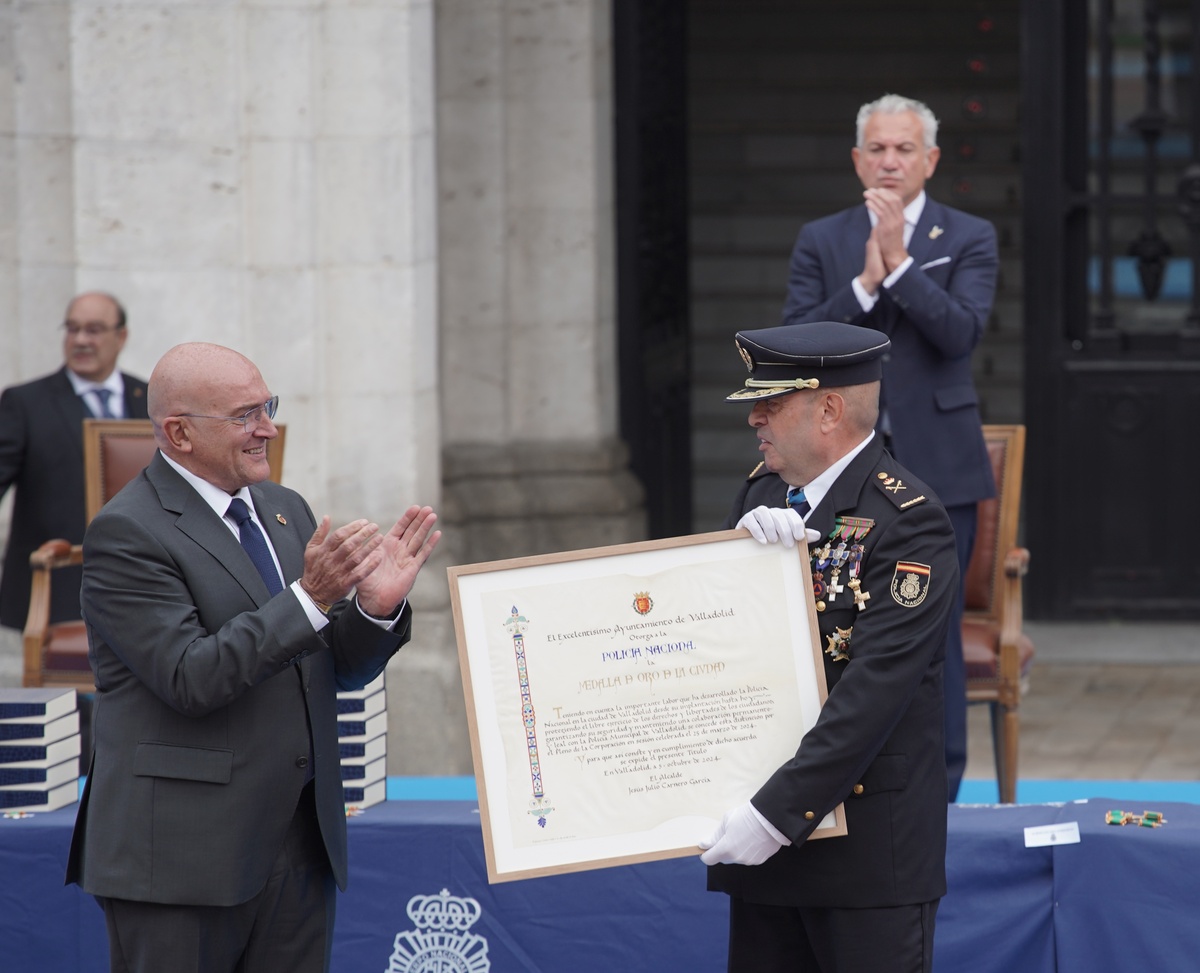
698 802 790 866
736 506 821 548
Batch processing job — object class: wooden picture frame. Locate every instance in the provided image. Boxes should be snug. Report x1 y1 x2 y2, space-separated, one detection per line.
448 529 847 883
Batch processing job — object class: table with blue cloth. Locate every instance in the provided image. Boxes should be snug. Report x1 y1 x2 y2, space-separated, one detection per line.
2 798 1197 972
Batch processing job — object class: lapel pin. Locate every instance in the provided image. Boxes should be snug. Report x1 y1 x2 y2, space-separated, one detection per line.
276 514 287 525
929 225 944 239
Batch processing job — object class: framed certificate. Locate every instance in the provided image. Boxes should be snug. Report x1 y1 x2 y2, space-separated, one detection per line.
448 529 846 883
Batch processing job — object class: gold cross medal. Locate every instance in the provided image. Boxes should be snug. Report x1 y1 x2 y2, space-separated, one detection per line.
848 577 871 611
825 625 852 662
890 561 931 608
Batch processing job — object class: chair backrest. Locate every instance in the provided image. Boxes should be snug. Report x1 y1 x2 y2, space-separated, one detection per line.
963 424 1026 617
83 419 287 523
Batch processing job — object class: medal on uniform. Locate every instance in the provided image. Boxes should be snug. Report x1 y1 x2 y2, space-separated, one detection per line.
826 569 845 602
848 577 871 611
811 517 875 612
825 625 852 662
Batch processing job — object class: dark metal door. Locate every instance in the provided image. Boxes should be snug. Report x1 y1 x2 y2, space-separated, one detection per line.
614 2 692 539
1024 0 1200 618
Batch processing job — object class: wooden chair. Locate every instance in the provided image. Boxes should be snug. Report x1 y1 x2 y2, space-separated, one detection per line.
962 423 1035 804
22 420 287 688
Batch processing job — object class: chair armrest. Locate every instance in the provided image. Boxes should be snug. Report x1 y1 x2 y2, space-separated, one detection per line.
22 540 84 686
1003 547 1030 578
995 546 1031 698
29 539 82 570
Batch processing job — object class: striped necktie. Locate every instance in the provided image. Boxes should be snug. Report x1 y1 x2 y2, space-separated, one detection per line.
786 486 810 519
92 388 117 418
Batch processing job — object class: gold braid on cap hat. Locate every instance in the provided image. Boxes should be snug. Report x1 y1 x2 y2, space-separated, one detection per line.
742 377 821 390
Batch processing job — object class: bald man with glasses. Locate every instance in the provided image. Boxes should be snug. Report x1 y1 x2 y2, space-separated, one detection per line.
67 342 441 973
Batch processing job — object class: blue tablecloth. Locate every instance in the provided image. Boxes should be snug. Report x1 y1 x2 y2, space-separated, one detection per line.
2 798 1197 972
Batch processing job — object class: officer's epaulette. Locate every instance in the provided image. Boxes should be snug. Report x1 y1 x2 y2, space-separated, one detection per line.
872 470 929 510
746 460 771 481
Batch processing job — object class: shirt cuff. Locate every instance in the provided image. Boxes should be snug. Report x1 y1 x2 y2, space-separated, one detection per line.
882 254 914 290
291 581 330 632
851 275 879 312
355 596 407 631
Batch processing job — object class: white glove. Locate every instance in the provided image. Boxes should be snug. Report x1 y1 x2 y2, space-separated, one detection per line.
698 802 790 866
736 506 821 548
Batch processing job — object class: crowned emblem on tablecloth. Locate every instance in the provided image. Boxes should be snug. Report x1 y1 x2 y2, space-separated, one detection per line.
387 888 490 972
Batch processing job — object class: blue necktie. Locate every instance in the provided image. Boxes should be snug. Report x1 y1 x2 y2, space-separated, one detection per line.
226 498 283 596
786 486 810 519
92 388 116 418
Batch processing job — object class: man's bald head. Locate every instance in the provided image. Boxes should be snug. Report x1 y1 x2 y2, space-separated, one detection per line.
149 343 262 426
149 343 277 491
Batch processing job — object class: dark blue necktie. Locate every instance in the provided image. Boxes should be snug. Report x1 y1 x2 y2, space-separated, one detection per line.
786 486 810 519
92 388 116 418
226 498 283 596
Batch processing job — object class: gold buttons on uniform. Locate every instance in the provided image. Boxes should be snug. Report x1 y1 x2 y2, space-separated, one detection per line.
804 811 815 820
853 784 864 795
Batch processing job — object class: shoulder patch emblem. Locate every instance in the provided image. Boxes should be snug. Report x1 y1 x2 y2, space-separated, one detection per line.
891 561 932 608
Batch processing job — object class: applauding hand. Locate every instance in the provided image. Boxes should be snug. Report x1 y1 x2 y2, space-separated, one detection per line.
354 506 441 617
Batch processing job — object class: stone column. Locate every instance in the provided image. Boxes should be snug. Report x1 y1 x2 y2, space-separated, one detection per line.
61 0 439 515
424 0 644 774
1 2 80 385
436 0 643 562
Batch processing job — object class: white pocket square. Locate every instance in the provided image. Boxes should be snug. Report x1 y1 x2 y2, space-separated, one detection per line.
920 256 952 270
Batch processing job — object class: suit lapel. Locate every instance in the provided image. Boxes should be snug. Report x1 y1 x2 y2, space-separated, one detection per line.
48 369 89 453
252 487 306 586
147 455 275 606
907 197 944 269
121 374 148 418
847 206 872 262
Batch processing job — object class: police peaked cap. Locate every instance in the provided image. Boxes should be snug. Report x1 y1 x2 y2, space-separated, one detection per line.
727 321 891 401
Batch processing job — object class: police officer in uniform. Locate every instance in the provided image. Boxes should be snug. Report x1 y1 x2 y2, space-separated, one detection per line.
700 321 959 973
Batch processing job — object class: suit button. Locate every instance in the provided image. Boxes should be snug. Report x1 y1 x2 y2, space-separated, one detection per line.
853 784 864 795
804 811 815 820
295 756 309 769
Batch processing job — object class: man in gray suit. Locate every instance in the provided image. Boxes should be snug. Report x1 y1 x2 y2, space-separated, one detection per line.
66 342 441 973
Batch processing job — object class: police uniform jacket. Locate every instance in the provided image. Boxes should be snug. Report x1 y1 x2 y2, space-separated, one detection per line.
707 434 957 908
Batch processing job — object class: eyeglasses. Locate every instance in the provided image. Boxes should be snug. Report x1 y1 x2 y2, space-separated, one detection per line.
177 396 279 429
62 323 124 338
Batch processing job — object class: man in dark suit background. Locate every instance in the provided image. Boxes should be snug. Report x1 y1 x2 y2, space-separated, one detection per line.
781 94 997 800
702 322 957 973
66 341 441 972
0 291 149 638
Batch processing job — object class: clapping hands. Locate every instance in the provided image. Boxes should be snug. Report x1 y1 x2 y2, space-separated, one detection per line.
300 506 441 616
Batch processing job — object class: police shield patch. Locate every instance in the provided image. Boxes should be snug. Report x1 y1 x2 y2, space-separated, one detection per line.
890 561 931 608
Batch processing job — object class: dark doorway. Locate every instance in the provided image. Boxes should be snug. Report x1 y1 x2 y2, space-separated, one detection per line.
1023 0 1200 618
614 2 692 539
